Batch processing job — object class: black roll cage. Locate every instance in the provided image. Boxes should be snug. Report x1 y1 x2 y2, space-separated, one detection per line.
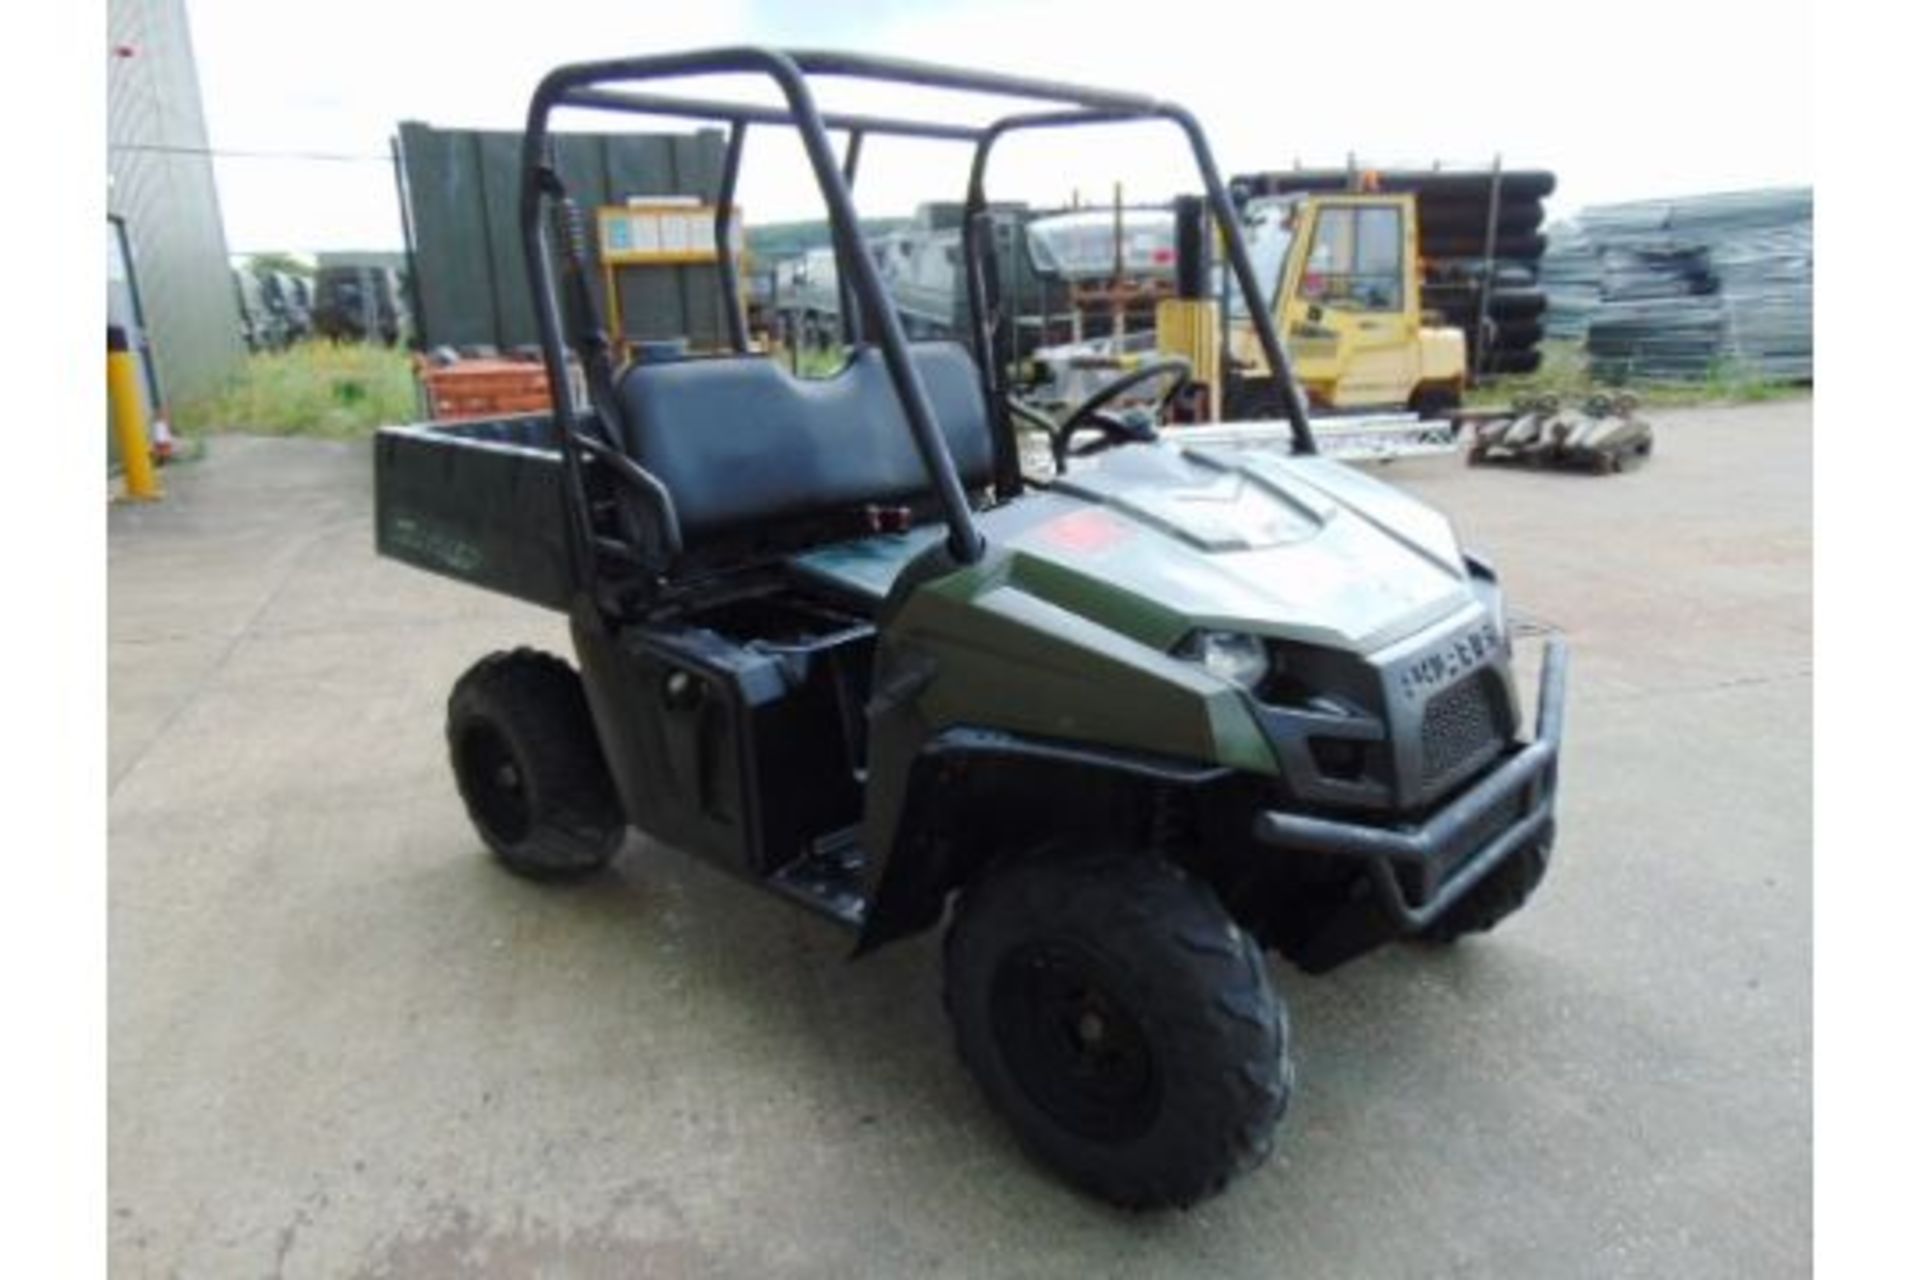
519 47 1318 597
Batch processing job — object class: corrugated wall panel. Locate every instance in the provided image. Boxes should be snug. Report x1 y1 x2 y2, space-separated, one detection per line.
552 134 612 325
671 133 724 347
397 122 726 351
477 132 536 349
106 0 243 406
395 126 495 350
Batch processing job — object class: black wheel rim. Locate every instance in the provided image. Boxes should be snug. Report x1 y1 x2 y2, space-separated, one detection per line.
989 941 1161 1144
455 721 532 845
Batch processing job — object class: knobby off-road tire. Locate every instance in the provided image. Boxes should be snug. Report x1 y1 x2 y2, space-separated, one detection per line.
1419 843 1549 944
1409 382 1463 421
446 649 624 881
944 851 1293 1209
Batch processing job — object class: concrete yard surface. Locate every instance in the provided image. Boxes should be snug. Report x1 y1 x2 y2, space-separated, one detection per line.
109 400 1811 1278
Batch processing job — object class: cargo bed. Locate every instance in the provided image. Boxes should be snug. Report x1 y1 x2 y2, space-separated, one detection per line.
373 414 577 611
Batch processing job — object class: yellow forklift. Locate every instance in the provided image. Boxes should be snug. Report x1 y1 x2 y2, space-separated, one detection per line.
1157 189 1467 420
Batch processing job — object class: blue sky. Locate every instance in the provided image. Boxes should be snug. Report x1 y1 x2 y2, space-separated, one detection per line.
184 0 1814 257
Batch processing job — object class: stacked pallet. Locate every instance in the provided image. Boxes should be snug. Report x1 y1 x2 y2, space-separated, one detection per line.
1547 188 1812 383
1232 168 1556 379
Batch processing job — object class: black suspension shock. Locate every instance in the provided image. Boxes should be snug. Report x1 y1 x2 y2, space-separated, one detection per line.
548 188 619 427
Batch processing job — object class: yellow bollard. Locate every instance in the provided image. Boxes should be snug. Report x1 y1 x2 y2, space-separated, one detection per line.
108 325 161 500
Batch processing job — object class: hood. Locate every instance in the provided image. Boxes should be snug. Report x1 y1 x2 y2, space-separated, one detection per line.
998 443 1475 654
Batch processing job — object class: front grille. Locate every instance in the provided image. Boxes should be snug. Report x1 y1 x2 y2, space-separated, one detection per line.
1420 673 1500 790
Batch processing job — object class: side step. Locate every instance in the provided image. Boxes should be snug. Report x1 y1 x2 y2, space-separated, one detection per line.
767 827 868 929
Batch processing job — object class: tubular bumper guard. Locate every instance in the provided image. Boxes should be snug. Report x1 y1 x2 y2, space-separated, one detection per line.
1253 638 1568 932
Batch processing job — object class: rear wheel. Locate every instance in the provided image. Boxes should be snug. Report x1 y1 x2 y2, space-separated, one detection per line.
944 851 1292 1209
446 649 624 880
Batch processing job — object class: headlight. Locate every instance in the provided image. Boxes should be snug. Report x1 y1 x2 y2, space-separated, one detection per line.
1177 630 1272 689
1462 551 1510 651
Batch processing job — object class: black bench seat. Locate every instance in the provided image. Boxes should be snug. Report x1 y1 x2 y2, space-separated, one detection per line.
614 341 996 554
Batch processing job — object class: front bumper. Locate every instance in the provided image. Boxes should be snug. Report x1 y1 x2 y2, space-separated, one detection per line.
1252 637 1567 932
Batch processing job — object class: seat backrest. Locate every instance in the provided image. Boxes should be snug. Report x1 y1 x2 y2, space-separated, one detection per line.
614 341 994 550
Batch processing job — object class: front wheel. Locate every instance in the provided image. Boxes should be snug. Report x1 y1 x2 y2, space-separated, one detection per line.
1409 381 1463 421
943 851 1292 1209
446 649 624 880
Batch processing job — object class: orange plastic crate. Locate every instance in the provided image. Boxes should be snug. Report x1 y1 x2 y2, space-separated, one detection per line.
419 359 557 422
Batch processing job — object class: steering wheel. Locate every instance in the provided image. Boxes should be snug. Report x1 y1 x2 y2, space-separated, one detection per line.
1010 356 1193 470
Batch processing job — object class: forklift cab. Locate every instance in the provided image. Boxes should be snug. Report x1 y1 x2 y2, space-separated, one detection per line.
1221 193 1425 409
1207 191 1466 414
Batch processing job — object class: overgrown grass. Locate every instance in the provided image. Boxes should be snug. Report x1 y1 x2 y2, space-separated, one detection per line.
174 343 419 439
790 345 849 378
178 338 1798 439
1466 339 1808 409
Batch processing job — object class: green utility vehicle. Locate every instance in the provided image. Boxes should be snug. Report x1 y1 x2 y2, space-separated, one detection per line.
374 49 1568 1210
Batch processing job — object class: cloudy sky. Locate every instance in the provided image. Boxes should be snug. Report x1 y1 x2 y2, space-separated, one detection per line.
184 0 1813 257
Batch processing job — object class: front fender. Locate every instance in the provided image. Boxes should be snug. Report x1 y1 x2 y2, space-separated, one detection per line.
855 724 1229 953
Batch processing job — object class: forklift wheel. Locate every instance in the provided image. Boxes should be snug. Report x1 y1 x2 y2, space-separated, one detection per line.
943 851 1292 1209
446 649 624 880
1418 843 1549 945
1409 383 1462 421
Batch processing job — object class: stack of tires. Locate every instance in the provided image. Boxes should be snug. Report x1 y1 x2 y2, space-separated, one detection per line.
1232 169 1556 381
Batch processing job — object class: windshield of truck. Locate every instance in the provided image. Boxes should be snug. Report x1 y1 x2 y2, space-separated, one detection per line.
1299 203 1405 311
1224 196 1297 318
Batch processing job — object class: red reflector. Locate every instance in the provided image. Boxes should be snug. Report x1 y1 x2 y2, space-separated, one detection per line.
865 504 914 534
1041 508 1133 553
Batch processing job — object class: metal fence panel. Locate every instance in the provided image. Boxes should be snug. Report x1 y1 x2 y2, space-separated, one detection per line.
552 134 611 325
601 134 688 344
477 131 534 348
394 125 496 349
671 132 724 346
396 122 727 352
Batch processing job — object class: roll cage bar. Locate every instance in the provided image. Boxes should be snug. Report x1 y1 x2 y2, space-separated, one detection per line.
519 47 1318 592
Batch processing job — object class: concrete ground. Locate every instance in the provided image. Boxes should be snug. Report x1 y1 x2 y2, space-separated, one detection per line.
109 400 1810 1278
